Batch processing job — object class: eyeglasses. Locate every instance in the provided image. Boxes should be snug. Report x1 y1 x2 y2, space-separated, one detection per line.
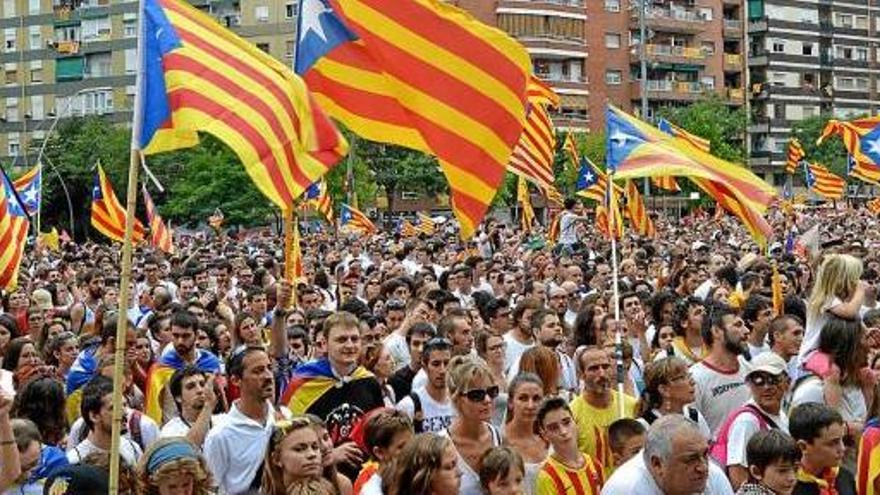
749 374 783 387
463 385 500 402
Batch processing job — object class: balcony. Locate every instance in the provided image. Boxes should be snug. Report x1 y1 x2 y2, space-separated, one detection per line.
54 40 80 55
632 44 707 66
723 19 743 37
633 80 711 101
727 87 745 101
496 0 586 16
723 53 743 71
518 35 587 58
534 72 588 92
630 6 707 34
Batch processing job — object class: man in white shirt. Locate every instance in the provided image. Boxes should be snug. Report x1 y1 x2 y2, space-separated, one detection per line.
396 337 456 433
722 352 789 490
383 298 433 371
503 297 540 372
602 415 734 495
160 365 223 449
204 347 282 494
558 198 590 253
691 303 751 436
67 376 143 467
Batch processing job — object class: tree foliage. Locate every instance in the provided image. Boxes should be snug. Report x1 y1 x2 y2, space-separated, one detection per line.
351 136 447 210
790 115 849 177
655 97 747 163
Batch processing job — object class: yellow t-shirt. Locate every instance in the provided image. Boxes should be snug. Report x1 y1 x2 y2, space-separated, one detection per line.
535 453 604 495
569 390 637 477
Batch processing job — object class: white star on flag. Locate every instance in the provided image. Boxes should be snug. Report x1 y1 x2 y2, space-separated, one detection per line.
300 0 331 43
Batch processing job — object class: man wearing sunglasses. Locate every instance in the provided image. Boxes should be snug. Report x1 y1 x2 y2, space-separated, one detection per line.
712 351 789 490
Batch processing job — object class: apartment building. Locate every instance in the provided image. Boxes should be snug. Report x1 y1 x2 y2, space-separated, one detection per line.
585 0 748 132
0 0 296 167
452 0 590 129
748 0 879 181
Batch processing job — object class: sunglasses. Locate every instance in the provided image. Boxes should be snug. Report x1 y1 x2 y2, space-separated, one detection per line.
463 385 500 402
749 374 783 387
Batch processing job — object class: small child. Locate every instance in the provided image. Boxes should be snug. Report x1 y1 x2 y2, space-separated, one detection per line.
534 397 604 495
735 429 800 495
607 418 646 469
479 446 526 495
353 408 414 495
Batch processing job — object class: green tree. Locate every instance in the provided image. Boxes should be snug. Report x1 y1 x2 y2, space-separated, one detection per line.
790 115 849 177
655 97 747 163
353 137 447 211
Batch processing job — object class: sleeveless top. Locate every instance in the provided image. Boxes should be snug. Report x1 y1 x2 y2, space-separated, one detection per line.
441 423 503 495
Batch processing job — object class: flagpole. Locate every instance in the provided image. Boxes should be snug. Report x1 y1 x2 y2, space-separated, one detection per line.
109 0 146 488
283 207 299 308
608 173 626 419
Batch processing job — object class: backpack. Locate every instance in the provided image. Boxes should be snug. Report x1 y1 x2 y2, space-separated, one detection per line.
709 404 777 467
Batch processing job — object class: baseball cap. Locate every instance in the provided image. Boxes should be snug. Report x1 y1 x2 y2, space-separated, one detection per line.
746 352 788 378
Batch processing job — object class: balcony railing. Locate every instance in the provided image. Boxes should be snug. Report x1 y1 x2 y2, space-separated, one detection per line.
645 7 703 22
724 53 743 65
723 19 743 30
645 44 706 59
54 40 80 54
535 72 588 84
645 80 707 93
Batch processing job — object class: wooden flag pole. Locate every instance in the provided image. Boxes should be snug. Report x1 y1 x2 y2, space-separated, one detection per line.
109 0 146 488
283 207 299 309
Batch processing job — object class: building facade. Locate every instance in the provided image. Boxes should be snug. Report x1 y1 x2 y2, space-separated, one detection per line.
748 0 879 180
1 0 296 168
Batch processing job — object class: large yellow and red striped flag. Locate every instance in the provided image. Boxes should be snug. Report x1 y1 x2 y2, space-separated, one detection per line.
563 131 580 170
142 185 173 254
624 180 655 237
596 181 624 240
416 212 436 235
517 176 534 232
546 210 561 244
848 154 880 186
0 170 28 290
507 77 559 193
91 164 145 244
785 139 805 174
399 220 419 237
294 0 531 238
804 162 846 200
817 116 880 159
138 0 348 213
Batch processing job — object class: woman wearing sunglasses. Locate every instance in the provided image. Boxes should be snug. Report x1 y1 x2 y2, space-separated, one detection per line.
440 355 503 495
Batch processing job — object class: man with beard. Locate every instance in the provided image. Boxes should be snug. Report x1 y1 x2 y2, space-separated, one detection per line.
69 269 104 335
509 309 577 393
144 309 221 424
691 302 751 436
281 311 384 479
68 376 143 466
160 366 220 448
204 346 281 494
503 297 540 373
570 346 638 477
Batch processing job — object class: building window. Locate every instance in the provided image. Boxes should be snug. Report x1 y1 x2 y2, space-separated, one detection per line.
5 98 17 121
802 43 813 56
604 0 620 12
803 106 815 118
285 39 294 58
30 95 43 120
605 33 620 49
74 88 113 115
84 52 111 78
8 139 19 157
29 26 40 50
837 76 854 89
124 48 136 74
856 77 869 90
124 20 136 38
837 13 853 28
856 47 868 61
855 15 868 29
30 68 41 82
256 42 270 53
4 28 15 52
701 41 715 55
698 7 712 20
285 2 295 18
835 45 853 59
4 68 16 85
772 41 784 53
3 0 14 17
701 76 715 90
605 70 622 85
255 5 269 22
81 16 111 42
28 0 39 14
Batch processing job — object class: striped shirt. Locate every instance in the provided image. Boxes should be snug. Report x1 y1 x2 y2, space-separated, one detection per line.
535 453 604 495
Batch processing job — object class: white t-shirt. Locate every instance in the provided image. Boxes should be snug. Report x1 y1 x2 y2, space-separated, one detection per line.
798 297 842 363
67 437 142 467
503 331 534 373
601 451 734 495
160 414 228 439
439 423 503 495
384 332 411 371
67 411 160 454
359 472 384 495
395 386 456 433
559 211 579 246
690 359 750 437
791 376 867 422
725 401 789 468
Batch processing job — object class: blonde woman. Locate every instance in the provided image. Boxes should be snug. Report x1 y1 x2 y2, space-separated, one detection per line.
135 437 215 495
799 254 866 364
261 416 331 495
441 355 503 495
380 433 462 495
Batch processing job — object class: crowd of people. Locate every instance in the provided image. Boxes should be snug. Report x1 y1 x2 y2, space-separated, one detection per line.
0 198 879 494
